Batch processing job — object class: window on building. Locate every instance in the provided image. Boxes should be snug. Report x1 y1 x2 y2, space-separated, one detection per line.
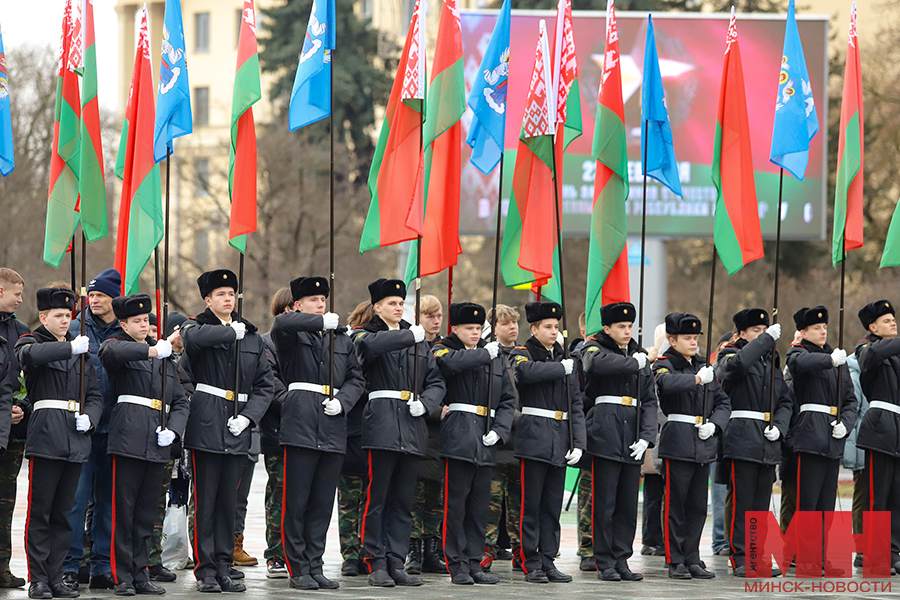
195 159 210 197
361 0 373 19
194 229 209 265
195 12 210 53
194 87 209 127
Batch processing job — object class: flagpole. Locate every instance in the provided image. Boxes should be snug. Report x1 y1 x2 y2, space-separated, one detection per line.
768 169 784 427
836 241 846 421
447 267 453 336
70 238 77 294
233 251 245 420
78 231 87 413
160 150 172 431
412 99 423 407
485 157 505 437
635 118 650 441
702 244 719 424
154 249 161 323
328 49 336 408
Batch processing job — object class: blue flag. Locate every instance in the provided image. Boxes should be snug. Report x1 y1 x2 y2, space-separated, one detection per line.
153 0 192 163
0 23 13 177
465 0 510 175
769 0 818 180
289 0 336 131
641 15 681 197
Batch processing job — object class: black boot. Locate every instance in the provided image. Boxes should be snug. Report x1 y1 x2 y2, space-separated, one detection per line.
405 538 423 575
388 556 423 586
422 537 447 574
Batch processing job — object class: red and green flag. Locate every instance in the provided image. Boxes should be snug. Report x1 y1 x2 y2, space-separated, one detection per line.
43 0 82 268
711 9 763 276
114 6 163 294
228 0 262 253
833 2 864 266
584 0 629 336
78 0 107 243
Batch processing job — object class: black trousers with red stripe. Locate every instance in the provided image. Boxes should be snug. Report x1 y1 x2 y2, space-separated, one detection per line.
443 459 492 577
26 458 81 585
519 459 565 574
591 456 640 571
361 449 419 572
729 459 775 569
190 450 244 580
796 452 839 512
662 459 709 566
281 446 343 577
865 449 900 564
111 455 164 585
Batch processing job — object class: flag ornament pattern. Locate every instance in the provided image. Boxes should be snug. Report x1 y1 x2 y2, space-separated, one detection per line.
79 0 108 243
402 0 426 101
289 0 335 131
0 22 13 177
154 0 193 162
551 0 581 149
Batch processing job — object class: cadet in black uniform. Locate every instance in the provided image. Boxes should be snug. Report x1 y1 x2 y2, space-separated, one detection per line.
99 295 190 596
18 288 102 600
355 278 445 588
272 276 365 591
181 270 274 593
717 308 793 577
433 302 516 585
653 312 730 580
511 301 586 584
580 302 657 582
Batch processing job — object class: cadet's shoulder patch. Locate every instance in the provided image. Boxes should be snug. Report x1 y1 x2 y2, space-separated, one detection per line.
353 331 366 339
433 347 449 358
587 346 599 352
514 354 529 363
655 367 670 375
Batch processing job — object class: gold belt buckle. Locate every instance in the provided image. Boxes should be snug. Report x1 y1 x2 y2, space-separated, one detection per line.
476 405 488 417
695 416 704 426
829 406 838 416
554 411 564 421
622 396 634 407
400 390 411 401
763 412 771 421
321 385 331 395
67 400 78 412
151 399 162 411
225 390 235 401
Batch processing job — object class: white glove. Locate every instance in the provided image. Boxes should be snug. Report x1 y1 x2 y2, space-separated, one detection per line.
629 439 649 460
322 397 342 416
764 425 781 441
408 399 426 417
831 348 847 366
410 325 426 343
632 352 648 369
323 312 340 330
71 335 90 355
156 426 176 447
697 365 715 385
74 412 91 432
227 415 250 436
765 323 782 341
482 431 500 446
230 321 246 341
831 420 848 439
565 447 583 466
484 341 500 360
696 421 716 440
561 358 574 375
154 339 173 359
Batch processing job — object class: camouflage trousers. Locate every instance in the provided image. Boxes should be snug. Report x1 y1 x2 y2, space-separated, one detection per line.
263 453 283 560
337 474 367 562
0 443 25 571
485 462 520 552
410 478 442 539
147 459 174 567
576 467 593 557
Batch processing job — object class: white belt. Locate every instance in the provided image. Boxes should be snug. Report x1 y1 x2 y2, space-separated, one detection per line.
870 401 900 416
730 410 770 421
288 382 340 396
521 407 568 421
667 413 704 425
32 400 79 412
595 395 637 407
447 403 495 418
196 383 248 403
369 390 414 401
117 395 169 413
799 403 838 416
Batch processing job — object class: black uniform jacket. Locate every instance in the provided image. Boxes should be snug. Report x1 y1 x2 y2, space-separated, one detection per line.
0 312 31 443
717 335 793 465
580 332 657 464
855 333 900 456
511 336 586 467
433 334 515 467
653 348 731 464
354 316 445 456
16 327 103 462
258 331 286 456
180 309 274 455
0 335 13 451
271 312 365 454
785 340 857 460
99 332 191 463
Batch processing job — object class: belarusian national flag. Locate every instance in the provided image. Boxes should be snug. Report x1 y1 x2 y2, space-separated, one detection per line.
79 0 107 243
711 9 763 276
114 6 163 294
228 0 261 253
832 2 863 266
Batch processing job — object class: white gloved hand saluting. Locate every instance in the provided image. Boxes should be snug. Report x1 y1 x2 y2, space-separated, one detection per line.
74 412 91 432
764 425 781 441
565 448 583 466
323 312 340 331
154 339 173 360
831 348 847 367
561 358 574 375
71 335 90 355
482 431 500 446
408 399 426 417
484 341 500 360
697 365 715 385
227 415 250 436
156 427 176 447
322 397 342 416
764 323 782 342
230 321 246 341
696 421 716 440
629 439 649 460
831 420 848 439
409 325 426 344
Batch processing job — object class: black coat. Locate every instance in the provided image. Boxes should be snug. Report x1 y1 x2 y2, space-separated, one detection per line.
353 316 446 456
716 335 793 465
785 340 857 460
258 330 285 455
494 344 520 466
855 333 900 456
653 348 731 464
580 332 657 464
271 312 365 454
99 332 191 463
16 327 103 462
511 336 586 467
433 334 516 467
181 309 274 455
0 335 12 451
0 312 31 443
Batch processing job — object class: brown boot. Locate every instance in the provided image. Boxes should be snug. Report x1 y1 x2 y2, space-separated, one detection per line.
233 534 258 566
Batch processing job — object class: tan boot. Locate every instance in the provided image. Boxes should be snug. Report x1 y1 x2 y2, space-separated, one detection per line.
233 534 258 566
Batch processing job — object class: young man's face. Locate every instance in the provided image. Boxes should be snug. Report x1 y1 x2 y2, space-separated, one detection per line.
0 282 24 313
495 318 518 347
296 294 327 315
374 296 404 327
670 333 699 358
740 324 767 343
603 321 633 347
801 322 828 347
531 319 559 349
870 313 898 339
420 309 443 338
205 287 236 319
122 314 150 342
88 291 114 320
452 323 483 349
149 324 158 339
40 308 72 339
